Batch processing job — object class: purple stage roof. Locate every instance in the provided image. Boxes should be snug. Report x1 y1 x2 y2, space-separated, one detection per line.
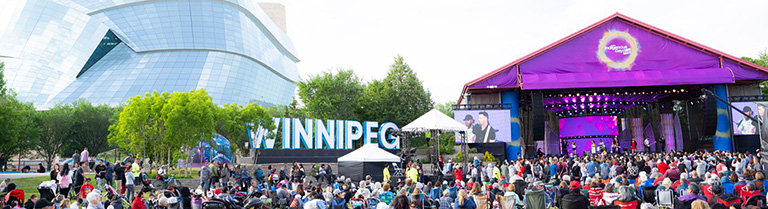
461 13 768 102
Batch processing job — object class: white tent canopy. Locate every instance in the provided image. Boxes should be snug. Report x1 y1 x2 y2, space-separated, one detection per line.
337 144 400 162
401 109 466 132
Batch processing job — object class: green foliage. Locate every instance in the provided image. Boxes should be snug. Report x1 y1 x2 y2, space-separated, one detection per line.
37 104 74 167
435 100 456 117
162 89 218 164
742 50 768 95
0 62 38 160
468 148 478 153
439 132 456 155
483 151 496 162
217 102 274 153
297 69 363 120
109 91 170 163
359 55 434 127
66 99 116 156
0 62 6 96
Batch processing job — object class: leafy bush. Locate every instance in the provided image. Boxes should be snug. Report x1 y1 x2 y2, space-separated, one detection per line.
455 152 464 162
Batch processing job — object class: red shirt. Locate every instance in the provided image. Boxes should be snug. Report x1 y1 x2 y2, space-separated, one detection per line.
657 162 669 175
588 187 604 205
614 200 638 209
454 169 463 181
79 184 94 198
131 197 146 209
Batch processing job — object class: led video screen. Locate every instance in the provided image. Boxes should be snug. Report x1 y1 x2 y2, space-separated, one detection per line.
454 109 511 143
559 116 618 137
732 102 768 135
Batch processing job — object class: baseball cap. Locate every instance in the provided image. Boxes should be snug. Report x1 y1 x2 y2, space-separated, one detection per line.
569 181 581 190
333 189 341 195
195 189 203 196
34 199 53 209
463 114 474 121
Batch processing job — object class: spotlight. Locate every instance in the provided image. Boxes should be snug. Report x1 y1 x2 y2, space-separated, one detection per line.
642 106 647 110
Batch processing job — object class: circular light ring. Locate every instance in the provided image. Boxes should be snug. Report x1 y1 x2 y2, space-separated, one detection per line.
596 30 640 70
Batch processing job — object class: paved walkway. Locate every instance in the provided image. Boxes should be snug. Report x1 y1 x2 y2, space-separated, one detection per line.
0 172 49 179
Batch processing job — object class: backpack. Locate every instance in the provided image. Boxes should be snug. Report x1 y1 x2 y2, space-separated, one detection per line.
366 198 380 209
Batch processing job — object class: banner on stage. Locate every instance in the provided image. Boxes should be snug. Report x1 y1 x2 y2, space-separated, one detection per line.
248 118 400 150
732 102 768 135
453 109 512 143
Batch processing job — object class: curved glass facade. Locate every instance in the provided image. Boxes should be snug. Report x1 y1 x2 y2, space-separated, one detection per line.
0 0 299 108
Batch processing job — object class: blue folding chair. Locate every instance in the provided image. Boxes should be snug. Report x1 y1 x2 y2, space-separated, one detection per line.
724 183 735 194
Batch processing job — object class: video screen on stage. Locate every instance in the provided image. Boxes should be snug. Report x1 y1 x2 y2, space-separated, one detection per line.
454 109 511 143
732 101 767 135
558 116 618 137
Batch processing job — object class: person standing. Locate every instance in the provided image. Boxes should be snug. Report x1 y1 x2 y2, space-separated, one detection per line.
114 162 125 194
95 160 107 189
80 148 89 172
643 138 651 152
72 163 86 197
105 162 114 188
124 167 135 202
383 164 390 183
54 154 60 166
72 152 81 166
631 140 637 153
58 164 71 198
199 162 212 194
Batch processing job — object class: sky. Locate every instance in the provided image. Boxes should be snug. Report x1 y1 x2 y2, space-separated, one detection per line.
276 0 768 104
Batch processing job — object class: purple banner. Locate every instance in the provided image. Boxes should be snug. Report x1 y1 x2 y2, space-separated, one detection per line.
469 19 759 90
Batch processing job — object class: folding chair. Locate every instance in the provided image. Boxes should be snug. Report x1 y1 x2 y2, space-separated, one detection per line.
656 189 674 209
743 194 766 208
392 163 404 176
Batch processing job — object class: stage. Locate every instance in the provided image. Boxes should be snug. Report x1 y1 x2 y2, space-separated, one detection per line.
455 13 768 160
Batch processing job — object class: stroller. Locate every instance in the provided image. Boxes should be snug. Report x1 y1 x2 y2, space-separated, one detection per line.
37 181 58 201
139 172 155 192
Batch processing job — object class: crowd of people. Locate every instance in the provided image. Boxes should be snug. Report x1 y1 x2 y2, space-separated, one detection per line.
241 150 767 209
2 147 768 209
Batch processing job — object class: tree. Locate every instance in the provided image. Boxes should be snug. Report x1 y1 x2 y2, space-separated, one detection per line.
297 69 364 120
0 62 38 166
360 55 434 127
436 100 456 117
742 50 768 95
109 91 170 165
67 100 115 156
37 104 74 168
163 89 218 173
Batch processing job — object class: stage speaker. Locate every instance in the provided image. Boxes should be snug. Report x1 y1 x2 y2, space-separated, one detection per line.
531 92 545 141
703 87 718 136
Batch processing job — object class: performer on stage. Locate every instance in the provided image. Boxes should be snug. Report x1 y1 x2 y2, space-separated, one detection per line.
631 140 637 152
599 140 606 153
612 137 619 153
643 138 650 152
571 142 577 157
590 141 597 154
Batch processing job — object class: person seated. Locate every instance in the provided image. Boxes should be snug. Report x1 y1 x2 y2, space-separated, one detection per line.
36 163 45 173
712 184 742 206
157 165 166 181
612 186 639 209
561 181 589 209
676 184 706 209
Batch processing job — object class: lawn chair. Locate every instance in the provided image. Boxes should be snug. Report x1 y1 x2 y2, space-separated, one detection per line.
655 189 674 209
743 194 765 208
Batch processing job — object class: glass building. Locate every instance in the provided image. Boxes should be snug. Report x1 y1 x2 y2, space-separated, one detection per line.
0 0 300 109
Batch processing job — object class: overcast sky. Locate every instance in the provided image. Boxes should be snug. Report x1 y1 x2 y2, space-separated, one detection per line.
277 0 768 104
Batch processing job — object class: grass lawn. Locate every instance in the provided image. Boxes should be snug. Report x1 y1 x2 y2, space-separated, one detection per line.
12 168 200 200
12 174 97 200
